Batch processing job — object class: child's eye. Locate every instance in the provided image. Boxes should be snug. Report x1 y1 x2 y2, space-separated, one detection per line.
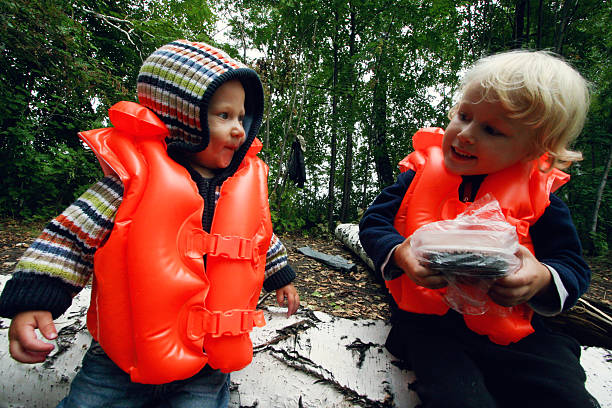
238 115 245 124
484 125 504 136
218 112 229 119
458 112 469 121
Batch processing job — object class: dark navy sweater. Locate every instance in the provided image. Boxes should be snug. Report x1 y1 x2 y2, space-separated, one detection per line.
358 170 591 313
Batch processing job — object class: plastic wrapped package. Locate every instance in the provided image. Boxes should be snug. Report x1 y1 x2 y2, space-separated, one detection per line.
410 195 522 315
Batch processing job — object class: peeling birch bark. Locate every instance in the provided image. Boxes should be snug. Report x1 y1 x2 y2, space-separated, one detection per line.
0 277 92 407
335 223 375 271
1 275 611 408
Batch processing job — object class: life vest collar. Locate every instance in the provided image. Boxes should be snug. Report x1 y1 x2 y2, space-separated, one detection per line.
109 101 168 139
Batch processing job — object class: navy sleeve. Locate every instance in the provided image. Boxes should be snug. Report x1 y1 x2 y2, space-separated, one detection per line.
530 194 591 310
359 171 415 273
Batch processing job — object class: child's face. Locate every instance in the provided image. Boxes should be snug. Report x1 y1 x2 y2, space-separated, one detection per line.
191 80 246 175
443 83 536 176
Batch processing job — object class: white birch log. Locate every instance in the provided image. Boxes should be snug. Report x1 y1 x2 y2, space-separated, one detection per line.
335 223 374 271
1 276 611 407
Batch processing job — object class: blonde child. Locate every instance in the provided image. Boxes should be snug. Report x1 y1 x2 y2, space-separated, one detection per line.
359 50 599 407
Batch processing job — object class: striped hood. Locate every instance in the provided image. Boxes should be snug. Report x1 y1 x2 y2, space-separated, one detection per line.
137 40 264 165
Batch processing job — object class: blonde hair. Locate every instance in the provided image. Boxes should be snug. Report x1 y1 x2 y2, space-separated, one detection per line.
450 50 590 170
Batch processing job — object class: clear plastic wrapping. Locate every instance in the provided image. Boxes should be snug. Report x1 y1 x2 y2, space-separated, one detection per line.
410 195 522 315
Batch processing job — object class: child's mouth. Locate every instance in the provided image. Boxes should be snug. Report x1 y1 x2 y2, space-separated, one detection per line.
452 146 476 160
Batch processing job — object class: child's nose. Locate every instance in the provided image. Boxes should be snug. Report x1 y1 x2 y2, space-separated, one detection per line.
457 125 475 144
231 121 245 138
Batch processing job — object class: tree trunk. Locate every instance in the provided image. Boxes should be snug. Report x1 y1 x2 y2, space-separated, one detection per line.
590 146 612 253
263 35 282 162
327 9 340 232
371 64 394 188
340 127 354 222
272 22 317 204
340 9 357 223
536 0 543 48
554 0 579 54
361 142 371 211
483 0 493 53
514 0 527 47
466 2 473 56
272 60 301 203
526 0 531 44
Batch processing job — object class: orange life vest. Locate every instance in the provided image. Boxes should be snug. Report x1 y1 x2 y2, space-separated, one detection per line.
387 127 569 345
78 101 272 384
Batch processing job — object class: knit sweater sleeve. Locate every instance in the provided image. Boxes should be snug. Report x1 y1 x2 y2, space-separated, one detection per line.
0 175 123 319
262 233 296 292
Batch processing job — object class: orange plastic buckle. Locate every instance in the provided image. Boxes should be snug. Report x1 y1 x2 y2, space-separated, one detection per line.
203 309 266 338
187 230 256 260
205 234 254 260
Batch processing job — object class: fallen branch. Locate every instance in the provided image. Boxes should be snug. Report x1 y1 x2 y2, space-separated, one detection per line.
545 297 612 349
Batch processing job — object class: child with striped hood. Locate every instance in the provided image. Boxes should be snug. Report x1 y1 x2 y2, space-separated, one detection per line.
0 39 299 407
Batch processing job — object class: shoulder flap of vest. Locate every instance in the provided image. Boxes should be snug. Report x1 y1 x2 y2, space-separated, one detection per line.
246 138 263 157
109 101 168 139
478 157 570 230
536 154 570 194
239 139 269 177
398 127 445 172
78 102 170 181
528 165 570 224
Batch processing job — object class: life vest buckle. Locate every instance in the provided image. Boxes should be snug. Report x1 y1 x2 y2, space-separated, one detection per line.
203 309 266 338
207 234 254 260
187 229 256 260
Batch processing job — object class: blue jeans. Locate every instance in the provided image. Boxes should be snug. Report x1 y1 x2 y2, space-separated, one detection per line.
57 341 230 408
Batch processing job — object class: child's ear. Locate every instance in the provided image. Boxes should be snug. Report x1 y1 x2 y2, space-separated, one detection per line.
522 150 542 162
522 138 545 162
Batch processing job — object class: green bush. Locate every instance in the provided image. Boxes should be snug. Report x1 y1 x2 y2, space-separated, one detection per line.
0 125 102 220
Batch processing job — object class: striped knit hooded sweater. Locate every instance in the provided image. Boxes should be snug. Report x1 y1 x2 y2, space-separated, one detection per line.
137 39 265 231
0 40 295 319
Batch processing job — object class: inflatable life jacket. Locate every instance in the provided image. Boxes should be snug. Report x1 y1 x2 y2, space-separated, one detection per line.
78 101 272 384
387 128 569 345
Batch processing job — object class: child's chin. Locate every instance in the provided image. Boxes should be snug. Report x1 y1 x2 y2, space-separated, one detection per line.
444 158 469 175
217 158 233 169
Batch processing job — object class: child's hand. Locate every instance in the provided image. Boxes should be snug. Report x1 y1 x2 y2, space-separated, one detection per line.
275 283 300 317
8 310 57 363
488 245 553 307
393 237 447 289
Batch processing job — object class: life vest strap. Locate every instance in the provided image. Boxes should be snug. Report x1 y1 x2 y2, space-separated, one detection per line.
505 216 530 238
187 229 256 260
187 308 266 339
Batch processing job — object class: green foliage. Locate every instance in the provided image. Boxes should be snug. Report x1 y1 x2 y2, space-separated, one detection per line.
2 0 610 250
0 0 215 220
589 231 609 255
270 190 307 233
0 123 102 219
223 0 611 248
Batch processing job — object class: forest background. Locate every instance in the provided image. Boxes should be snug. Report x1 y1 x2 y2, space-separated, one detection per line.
0 0 610 259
